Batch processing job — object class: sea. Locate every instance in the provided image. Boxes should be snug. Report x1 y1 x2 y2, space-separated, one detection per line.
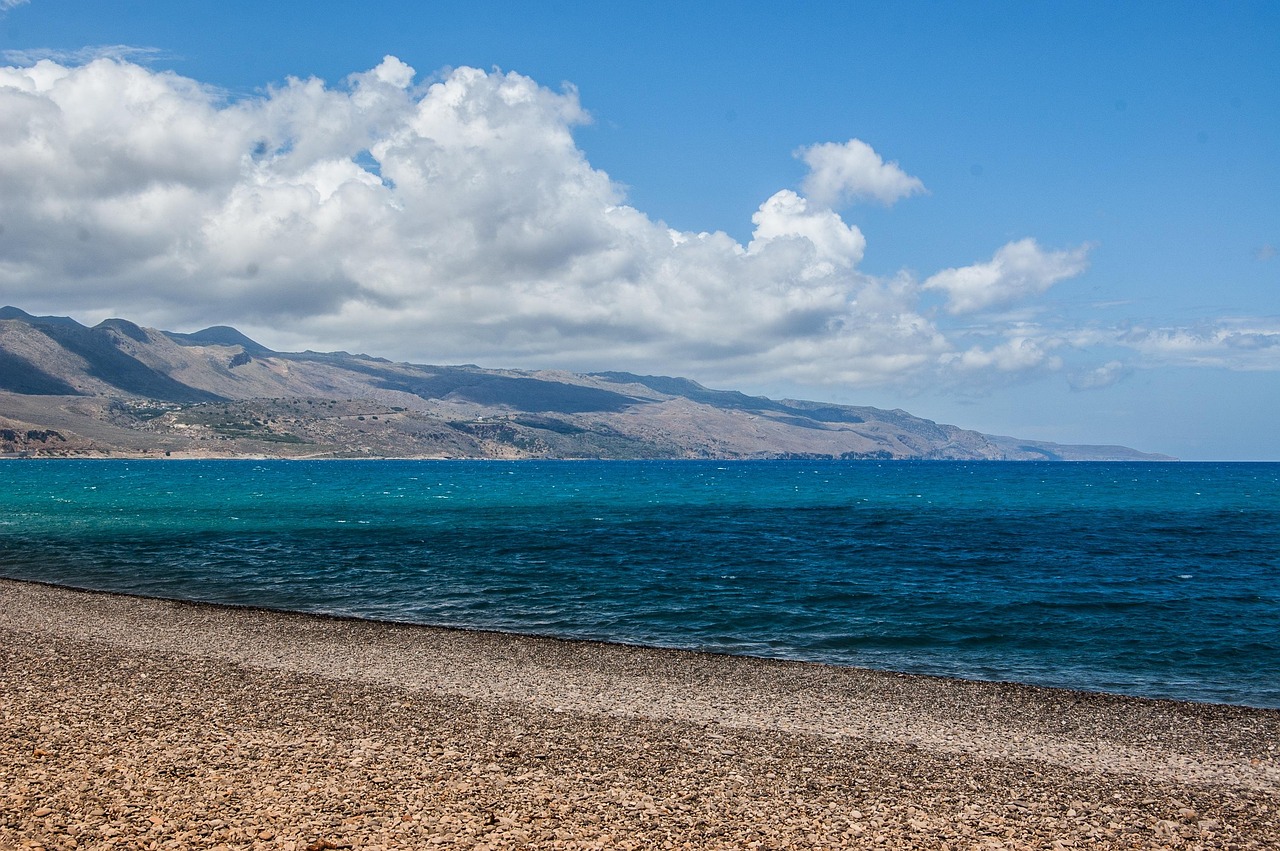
2 459 1277 708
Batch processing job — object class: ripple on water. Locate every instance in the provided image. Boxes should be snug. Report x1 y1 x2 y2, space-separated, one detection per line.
1 459 1277 707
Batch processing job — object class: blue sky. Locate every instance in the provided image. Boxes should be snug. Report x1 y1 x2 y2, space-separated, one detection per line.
1 1 1277 458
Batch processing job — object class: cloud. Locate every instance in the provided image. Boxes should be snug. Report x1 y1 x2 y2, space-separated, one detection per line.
944 335 1062 374
1117 321 1280 370
18 54 1264 397
748 190 866 272
2 45 169 65
0 56 962 389
796 139 925 208
1 0 30 11
923 238 1091 314
1069 360 1129 391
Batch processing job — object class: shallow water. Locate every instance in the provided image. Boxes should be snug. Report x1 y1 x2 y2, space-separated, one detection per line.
2 459 1277 707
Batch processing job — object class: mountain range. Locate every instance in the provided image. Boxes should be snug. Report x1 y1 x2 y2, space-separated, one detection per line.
0 307 1171 460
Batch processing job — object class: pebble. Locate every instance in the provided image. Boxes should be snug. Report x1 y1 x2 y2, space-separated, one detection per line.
2 579 1278 849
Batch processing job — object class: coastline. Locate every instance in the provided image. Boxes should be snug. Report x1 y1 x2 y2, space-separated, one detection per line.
2 453 1200 461
2 579 1278 848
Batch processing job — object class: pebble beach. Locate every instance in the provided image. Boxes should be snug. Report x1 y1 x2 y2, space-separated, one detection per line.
2 578 1277 849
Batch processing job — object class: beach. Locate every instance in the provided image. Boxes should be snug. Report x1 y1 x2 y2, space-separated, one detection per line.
1 579 1277 849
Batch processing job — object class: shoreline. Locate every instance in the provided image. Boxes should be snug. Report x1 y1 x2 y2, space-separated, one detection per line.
2 578 1278 848
1 454 1205 461
4 575 1274 712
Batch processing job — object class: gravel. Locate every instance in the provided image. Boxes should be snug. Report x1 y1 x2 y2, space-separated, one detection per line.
2 578 1277 849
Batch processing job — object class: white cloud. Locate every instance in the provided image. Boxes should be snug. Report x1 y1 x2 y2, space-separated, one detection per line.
17 55 1244 396
797 139 925 208
945 336 1062 374
923 238 1091 314
748 190 866 273
1 0 30 11
1012 319 1280 383
0 56 963 389
2 45 168 65
1118 321 1280 370
1069 360 1129 390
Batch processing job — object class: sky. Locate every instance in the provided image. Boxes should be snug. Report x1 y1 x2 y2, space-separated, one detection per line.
0 1 1277 460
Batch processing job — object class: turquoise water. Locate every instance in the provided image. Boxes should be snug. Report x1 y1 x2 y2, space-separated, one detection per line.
2 459 1277 707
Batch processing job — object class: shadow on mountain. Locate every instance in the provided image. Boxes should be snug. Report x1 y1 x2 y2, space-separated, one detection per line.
2 308 222 403
321 360 638 413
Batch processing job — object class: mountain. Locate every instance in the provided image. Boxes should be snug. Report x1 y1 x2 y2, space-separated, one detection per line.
0 307 1172 460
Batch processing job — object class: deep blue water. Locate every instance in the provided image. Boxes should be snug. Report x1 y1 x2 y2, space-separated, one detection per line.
2 459 1277 708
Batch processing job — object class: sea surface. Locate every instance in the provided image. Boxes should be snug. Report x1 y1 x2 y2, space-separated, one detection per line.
2 459 1277 708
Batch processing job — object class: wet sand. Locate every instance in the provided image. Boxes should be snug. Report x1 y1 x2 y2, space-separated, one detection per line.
1 578 1277 849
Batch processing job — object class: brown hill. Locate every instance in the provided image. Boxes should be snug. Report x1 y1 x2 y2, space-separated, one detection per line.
0 307 1172 460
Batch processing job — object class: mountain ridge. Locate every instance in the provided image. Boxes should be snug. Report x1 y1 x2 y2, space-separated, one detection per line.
0 307 1173 461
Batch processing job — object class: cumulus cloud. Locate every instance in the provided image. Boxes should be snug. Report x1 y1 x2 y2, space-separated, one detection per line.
17 54 1253 395
0 55 965 388
923 238 1091 314
748 190 866 273
945 335 1062 374
797 139 925 208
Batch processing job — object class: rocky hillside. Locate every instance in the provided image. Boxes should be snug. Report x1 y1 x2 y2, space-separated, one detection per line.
0 307 1171 460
